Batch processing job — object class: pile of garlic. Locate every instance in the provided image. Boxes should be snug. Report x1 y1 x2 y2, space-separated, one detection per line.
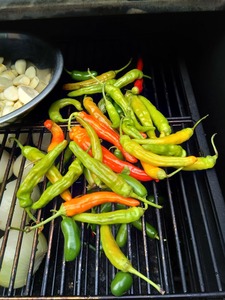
0 57 52 117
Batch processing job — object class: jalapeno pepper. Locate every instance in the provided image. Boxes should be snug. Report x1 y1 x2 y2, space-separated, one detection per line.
132 219 159 239
116 223 128 248
100 224 165 294
17 140 68 208
48 98 83 123
61 216 81 262
110 271 133 296
119 173 148 198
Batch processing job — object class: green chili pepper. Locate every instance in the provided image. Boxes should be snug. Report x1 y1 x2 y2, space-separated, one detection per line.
114 69 143 89
129 93 156 138
119 173 147 198
65 68 98 81
69 141 161 208
48 98 83 123
113 101 123 117
63 60 132 90
75 115 103 162
102 91 120 129
100 202 113 213
138 95 172 137
113 148 124 160
116 223 128 248
17 140 68 208
104 83 129 115
32 158 83 210
142 143 186 157
132 219 159 239
14 139 72 202
84 167 96 191
73 207 145 225
182 133 218 171
121 117 145 139
100 225 165 294
61 216 81 262
110 271 133 297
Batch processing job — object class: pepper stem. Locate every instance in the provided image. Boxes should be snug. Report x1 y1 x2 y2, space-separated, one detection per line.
25 207 64 232
211 133 218 156
127 265 165 294
167 167 183 178
131 192 162 209
192 114 209 130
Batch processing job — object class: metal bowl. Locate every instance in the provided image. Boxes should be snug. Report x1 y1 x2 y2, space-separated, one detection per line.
0 32 63 127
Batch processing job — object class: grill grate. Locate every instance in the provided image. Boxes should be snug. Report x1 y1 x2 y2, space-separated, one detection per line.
0 56 225 299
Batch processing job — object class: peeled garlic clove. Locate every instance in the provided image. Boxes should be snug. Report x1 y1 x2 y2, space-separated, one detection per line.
0 64 7 74
0 57 4 64
0 70 17 80
13 74 30 86
3 85 19 101
18 85 39 104
15 59 27 75
25 66 36 79
29 76 39 89
2 105 15 116
0 77 13 92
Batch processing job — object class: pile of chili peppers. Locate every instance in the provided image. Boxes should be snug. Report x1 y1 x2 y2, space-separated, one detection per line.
14 58 218 296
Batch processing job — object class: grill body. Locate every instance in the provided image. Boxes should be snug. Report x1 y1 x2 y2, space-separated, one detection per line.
0 10 225 299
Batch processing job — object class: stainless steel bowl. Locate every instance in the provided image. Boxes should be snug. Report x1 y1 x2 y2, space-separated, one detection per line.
0 32 63 127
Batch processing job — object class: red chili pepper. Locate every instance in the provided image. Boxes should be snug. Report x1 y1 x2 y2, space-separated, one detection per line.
44 119 65 151
74 111 138 164
132 57 144 94
69 126 153 181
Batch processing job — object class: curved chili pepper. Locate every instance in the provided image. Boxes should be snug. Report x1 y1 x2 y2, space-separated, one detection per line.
63 59 132 90
138 95 172 137
17 140 68 208
140 160 167 180
100 224 165 294
31 158 83 210
44 119 65 152
133 115 208 145
121 117 145 139
119 173 148 198
61 216 81 262
15 139 72 202
83 96 112 128
68 141 161 208
116 223 128 248
102 92 120 129
69 125 153 181
25 192 141 231
70 111 138 164
75 115 103 162
182 133 218 171
65 68 98 81
67 83 105 97
129 93 156 138
132 219 159 240
74 207 145 225
120 135 197 168
48 98 83 123
114 69 143 89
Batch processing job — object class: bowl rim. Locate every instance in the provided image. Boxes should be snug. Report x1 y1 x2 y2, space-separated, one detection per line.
0 32 64 125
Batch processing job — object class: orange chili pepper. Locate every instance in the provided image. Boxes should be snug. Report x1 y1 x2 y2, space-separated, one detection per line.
44 119 65 152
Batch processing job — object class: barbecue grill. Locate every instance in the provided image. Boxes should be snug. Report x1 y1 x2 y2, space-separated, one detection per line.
0 4 225 299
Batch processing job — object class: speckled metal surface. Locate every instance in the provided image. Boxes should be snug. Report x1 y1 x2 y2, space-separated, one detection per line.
0 0 225 21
